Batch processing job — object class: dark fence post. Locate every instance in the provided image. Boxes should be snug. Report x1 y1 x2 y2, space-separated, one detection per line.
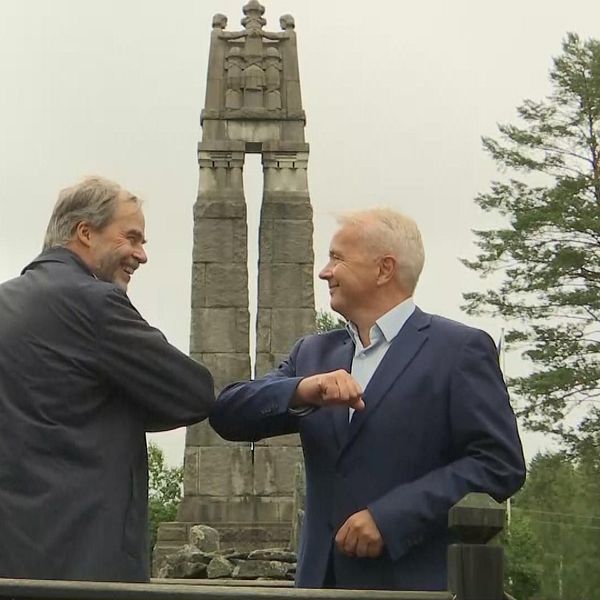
447 493 506 600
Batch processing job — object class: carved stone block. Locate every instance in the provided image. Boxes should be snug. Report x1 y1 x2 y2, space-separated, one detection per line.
183 447 201 496
258 218 313 263
257 262 314 308
186 421 250 448
255 351 277 377
197 446 254 496
253 446 303 495
194 198 246 219
190 307 249 353
260 198 313 220
271 220 313 263
269 308 316 354
254 433 301 447
204 263 249 308
178 496 256 523
190 352 250 392
252 496 295 522
192 217 247 263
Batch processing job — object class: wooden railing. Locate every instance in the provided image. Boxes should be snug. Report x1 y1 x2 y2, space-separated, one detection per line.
0 578 452 600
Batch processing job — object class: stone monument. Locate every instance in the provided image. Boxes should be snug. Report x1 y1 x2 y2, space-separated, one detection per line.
154 1 314 567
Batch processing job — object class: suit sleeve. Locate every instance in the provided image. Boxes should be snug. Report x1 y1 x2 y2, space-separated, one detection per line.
209 338 306 442
367 329 526 561
96 288 215 431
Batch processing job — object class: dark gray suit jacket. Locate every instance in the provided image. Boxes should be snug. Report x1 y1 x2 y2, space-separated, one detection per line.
210 309 525 591
0 248 214 582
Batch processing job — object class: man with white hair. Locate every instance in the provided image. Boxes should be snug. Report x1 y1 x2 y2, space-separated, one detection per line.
210 208 525 591
0 176 214 582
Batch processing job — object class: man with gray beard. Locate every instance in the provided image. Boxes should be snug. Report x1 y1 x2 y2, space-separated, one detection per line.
0 176 214 582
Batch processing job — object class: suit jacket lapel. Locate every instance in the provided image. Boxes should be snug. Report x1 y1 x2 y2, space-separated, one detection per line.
341 308 431 455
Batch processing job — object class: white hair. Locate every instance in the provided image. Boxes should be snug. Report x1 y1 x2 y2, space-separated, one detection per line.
337 208 425 294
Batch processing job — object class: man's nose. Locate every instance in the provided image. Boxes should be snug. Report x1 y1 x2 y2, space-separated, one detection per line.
318 263 331 280
134 246 148 265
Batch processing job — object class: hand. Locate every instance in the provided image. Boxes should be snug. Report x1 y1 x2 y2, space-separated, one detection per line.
291 369 365 411
335 509 384 559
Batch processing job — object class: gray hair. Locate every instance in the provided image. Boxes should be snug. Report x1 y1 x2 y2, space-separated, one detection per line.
43 176 139 250
337 208 425 294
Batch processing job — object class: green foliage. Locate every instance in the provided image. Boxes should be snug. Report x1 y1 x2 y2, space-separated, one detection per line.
315 309 346 333
148 442 183 553
462 33 600 445
508 449 600 600
503 511 543 600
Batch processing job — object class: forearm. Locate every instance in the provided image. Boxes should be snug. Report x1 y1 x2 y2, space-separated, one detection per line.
210 376 303 441
368 449 524 561
98 289 215 429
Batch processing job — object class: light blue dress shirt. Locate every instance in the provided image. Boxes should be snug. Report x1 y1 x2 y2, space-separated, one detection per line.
346 297 415 420
289 298 415 416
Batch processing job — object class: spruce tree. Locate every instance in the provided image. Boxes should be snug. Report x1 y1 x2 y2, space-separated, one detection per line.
463 33 600 444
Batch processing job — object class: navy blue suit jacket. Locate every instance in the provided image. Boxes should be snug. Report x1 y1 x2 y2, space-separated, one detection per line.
210 308 525 590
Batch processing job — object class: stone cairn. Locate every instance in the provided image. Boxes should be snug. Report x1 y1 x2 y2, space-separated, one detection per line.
155 463 306 581
153 1 314 579
157 524 298 582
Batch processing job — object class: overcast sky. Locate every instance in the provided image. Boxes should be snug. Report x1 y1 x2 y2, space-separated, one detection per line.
2 0 598 465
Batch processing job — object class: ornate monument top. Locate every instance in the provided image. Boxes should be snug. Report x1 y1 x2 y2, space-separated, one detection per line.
242 0 265 16
243 0 265 13
279 14 295 30
212 13 228 29
203 2 304 124
241 0 266 31
211 2 294 36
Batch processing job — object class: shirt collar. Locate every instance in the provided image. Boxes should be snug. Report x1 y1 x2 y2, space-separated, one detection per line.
346 297 416 349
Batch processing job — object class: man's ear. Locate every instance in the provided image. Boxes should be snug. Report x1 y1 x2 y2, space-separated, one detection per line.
377 255 396 285
74 221 93 248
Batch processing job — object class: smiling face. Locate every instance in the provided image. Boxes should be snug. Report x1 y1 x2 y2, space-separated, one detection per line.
87 195 147 291
318 224 380 322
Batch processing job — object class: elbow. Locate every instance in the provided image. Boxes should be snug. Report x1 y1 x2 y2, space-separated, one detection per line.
201 384 216 417
511 459 527 495
201 369 216 409
508 442 527 495
186 366 216 421
208 411 250 442
184 378 216 424
495 456 526 502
